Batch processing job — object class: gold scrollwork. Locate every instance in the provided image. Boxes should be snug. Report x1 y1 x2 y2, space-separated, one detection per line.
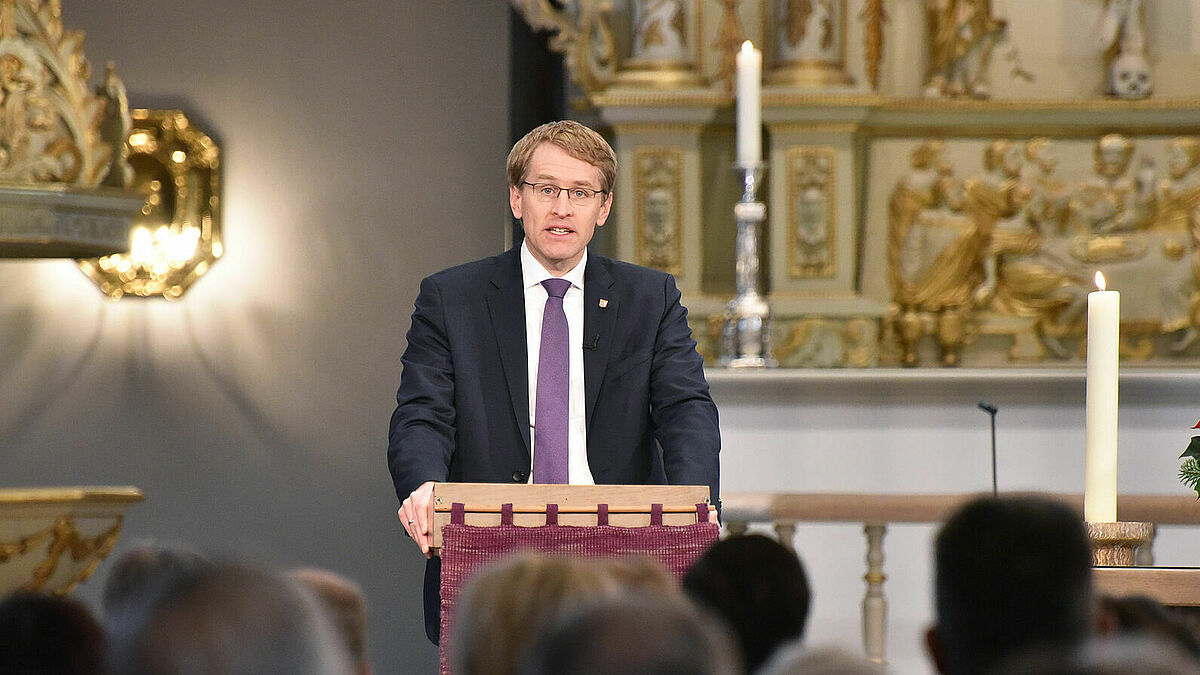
511 0 618 95
0 515 124 595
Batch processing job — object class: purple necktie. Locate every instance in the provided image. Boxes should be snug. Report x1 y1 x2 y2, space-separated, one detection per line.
534 278 571 484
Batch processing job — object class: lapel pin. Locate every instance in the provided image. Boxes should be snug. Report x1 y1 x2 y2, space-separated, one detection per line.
598 299 608 309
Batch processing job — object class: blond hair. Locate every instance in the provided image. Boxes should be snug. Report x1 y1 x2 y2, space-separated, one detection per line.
506 120 617 193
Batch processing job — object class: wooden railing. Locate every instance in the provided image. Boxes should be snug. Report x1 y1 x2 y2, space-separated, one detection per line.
721 492 1200 663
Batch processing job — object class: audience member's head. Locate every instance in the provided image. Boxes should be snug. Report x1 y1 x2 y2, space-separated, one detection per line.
518 594 741 675
683 534 811 672
102 541 210 621
926 495 1094 675
0 591 105 675
759 644 884 675
1096 594 1200 660
115 562 353 675
289 567 372 675
451 552 656 675
988 635 1200 675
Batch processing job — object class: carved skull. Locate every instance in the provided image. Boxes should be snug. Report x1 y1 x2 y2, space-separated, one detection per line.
1110 52 1153 99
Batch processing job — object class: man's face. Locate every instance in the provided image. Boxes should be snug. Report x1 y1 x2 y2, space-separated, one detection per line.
510 143 612 275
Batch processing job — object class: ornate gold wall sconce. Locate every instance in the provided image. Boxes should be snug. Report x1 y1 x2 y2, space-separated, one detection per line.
78 109 221 300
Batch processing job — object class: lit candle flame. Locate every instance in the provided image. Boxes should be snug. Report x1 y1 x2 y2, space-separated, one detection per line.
1095 270 1106 291
741 40 754 53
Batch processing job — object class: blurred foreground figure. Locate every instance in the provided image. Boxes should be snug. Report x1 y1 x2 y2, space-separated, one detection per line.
0 591 104 675
519 595 741 675
926 495 1094 675
452 552 676 675
115 562 353 675
683 534 811 672
290 567 373 675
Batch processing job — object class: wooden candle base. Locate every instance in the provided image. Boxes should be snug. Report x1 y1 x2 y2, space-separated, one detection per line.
1087 521 1153 567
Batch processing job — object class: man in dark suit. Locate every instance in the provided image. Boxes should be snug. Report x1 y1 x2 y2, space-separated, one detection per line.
387 120 720 643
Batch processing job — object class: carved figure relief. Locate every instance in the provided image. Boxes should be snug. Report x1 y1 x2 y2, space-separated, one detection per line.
923 0 1007 98
788 147 835 278
888 134 1200 365
888 141 991 366
635 148 683 276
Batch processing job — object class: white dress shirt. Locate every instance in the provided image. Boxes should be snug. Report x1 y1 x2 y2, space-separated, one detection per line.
521 241 594 484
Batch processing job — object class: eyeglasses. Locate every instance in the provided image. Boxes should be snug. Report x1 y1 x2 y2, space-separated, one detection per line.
522 182 606 206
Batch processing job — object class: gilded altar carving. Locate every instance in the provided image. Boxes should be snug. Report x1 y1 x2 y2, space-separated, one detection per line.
787 146 835 278
510 0 617 94
885 133 1200 366
0 0 142 258
634 148 683 276
0 0 129 188
923 0 1007 99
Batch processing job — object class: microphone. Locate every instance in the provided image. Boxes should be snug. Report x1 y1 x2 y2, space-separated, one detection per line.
978 401 999 496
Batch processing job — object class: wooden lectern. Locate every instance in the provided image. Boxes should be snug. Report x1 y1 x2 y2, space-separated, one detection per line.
430 483 718 674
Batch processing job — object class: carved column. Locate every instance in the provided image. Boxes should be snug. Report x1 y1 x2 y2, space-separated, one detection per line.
764 109 886 367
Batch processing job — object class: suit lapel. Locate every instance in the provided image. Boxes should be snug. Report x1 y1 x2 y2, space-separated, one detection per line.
583 255 617 430
487 249 531 452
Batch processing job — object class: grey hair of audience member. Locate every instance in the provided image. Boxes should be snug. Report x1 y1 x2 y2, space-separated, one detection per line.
115 562 354 675
759 644 884 675
101 540 211 620
289 567 373 675
518 594 742 675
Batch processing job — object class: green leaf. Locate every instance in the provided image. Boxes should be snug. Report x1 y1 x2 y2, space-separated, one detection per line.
1181 436 1200 460
1180 457 1200 500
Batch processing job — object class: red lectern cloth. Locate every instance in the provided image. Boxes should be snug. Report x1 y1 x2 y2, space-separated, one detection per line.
438 501 718 674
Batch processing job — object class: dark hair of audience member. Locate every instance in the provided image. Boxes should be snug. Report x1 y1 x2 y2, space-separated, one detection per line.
451 553 660 675
927 495 1094 675
0 591 105 675
1096 594 1200 660
289 567 373 675
518 594 742 675
114 562 353 675
683 533 811 672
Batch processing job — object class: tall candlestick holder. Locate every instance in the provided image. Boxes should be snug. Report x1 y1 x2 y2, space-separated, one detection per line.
720 162 777 368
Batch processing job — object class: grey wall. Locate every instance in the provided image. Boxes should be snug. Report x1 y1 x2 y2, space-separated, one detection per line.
0 2 510 672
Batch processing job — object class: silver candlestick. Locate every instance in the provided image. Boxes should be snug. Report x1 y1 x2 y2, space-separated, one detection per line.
720 162 776 368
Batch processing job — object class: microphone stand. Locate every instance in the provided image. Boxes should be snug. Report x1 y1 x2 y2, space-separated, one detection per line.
978 401 998 496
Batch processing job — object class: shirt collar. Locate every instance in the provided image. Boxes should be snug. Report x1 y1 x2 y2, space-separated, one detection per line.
520 240 586 291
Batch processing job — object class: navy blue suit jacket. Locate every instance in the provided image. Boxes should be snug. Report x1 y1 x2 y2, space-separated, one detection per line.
388 246 720 504
386 246 720 642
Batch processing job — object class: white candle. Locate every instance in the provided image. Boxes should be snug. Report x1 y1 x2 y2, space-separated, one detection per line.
1085 271 1119 523
736 40 761 165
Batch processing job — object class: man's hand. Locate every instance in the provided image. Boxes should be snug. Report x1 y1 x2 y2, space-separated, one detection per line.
399 481 437 558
